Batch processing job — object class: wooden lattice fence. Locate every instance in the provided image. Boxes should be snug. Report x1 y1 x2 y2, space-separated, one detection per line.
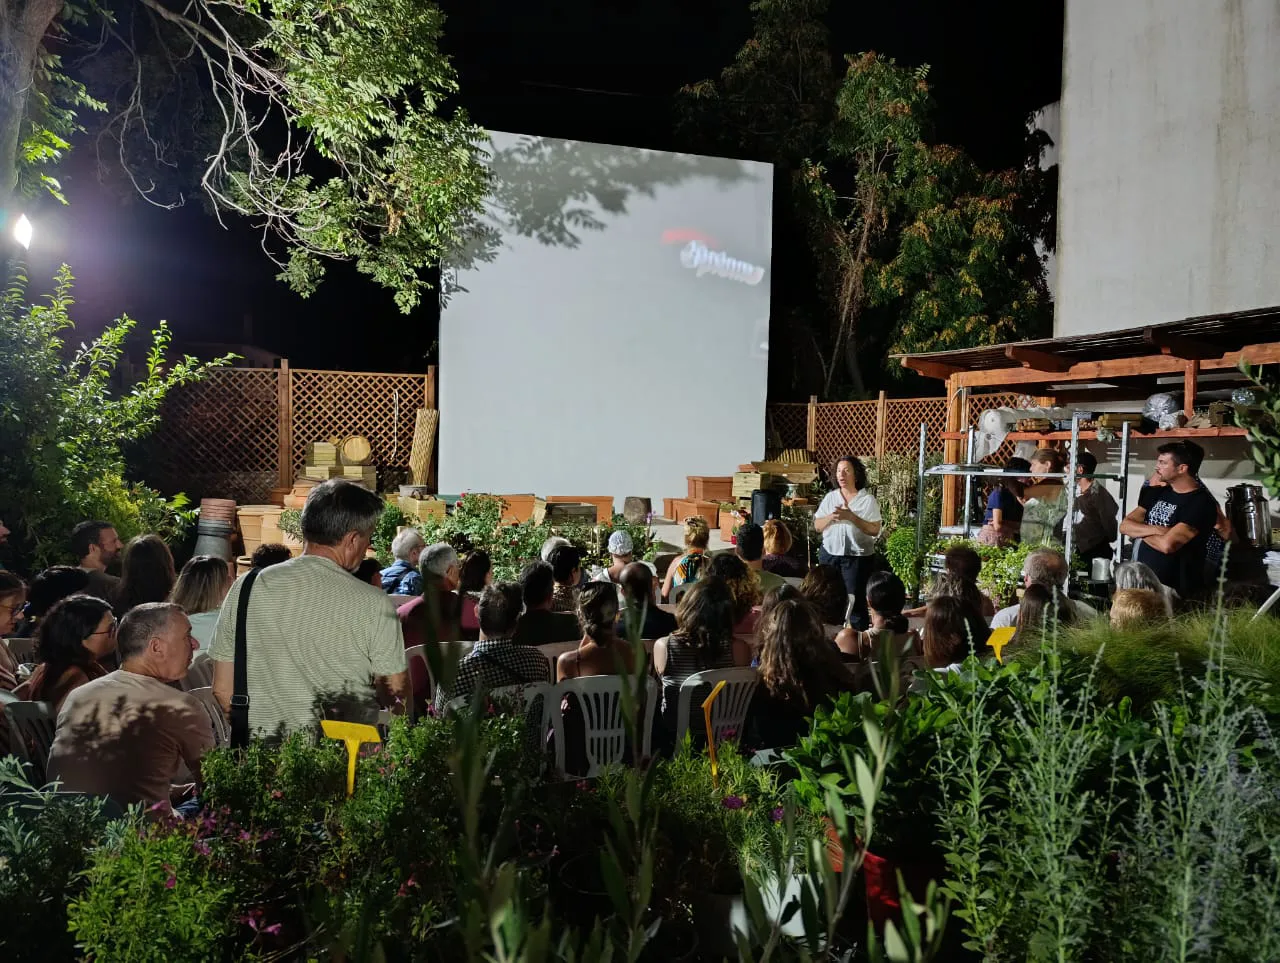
144 364 433 504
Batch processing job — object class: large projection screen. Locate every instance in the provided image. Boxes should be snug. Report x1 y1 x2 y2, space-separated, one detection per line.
440 132 773 510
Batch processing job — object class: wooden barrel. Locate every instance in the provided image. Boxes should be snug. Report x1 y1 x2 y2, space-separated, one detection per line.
338 434 372 466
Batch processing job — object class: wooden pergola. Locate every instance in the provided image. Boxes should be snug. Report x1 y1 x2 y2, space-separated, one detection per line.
895 307 1280 526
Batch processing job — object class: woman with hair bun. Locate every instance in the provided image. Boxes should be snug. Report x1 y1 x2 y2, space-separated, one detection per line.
556 582 636 681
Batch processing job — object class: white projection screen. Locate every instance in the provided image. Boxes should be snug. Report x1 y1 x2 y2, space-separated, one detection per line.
439 131 773 510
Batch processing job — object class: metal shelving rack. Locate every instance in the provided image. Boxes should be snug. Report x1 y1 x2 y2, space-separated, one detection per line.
914 415 1136 587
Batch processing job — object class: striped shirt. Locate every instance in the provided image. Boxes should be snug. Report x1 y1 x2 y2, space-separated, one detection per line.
209 554 406 738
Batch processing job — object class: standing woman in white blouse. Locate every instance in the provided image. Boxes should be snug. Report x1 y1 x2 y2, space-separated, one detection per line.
813 455 882 630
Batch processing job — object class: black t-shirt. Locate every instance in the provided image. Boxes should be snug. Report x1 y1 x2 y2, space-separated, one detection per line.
1134 484 1219 598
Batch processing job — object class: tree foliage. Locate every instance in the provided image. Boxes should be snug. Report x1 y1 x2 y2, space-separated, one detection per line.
678 2 1052 398
2 0 488 311
0 263 231 570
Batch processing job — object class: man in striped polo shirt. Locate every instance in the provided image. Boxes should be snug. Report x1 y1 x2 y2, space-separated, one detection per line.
211 481 408 739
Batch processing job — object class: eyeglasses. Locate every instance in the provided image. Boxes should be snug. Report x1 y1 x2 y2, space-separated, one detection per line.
3 602 24 618
89 618 119 638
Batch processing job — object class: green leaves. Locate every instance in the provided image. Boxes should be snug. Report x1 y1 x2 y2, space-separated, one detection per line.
1235 361 1280 498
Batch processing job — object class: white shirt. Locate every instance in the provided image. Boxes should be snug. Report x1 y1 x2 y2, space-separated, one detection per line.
187 610 220 653
990 597 1098 629
815 489 882 557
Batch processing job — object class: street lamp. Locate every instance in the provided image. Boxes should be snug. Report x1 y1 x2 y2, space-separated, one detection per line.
12 214 32 250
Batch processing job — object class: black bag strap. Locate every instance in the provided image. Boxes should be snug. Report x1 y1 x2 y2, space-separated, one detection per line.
230 567 261 749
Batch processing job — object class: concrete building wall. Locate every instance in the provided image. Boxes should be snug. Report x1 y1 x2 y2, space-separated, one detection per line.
1055 0 1280 335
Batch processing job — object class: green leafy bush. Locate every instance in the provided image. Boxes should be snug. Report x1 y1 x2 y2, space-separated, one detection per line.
0 759 118 963
0 264 230 569
884 525 923 594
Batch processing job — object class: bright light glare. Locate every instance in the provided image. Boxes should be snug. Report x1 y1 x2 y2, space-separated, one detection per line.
13 214 32 250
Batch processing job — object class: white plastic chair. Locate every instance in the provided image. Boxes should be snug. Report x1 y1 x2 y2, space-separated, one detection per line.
4 700 56 783
668 581 694 605
180 653 214 692
4 635 36 664
781 576 805 588
551 676 627 778
673 668 759 747
188 687 231 749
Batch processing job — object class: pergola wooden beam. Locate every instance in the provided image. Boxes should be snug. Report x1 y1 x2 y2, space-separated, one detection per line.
947 341 1280 389
1004 344 1074 372
901 357 959 381
1142 327 1222 360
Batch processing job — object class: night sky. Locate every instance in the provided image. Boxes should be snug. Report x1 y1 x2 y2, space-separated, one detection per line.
23 0 1063 376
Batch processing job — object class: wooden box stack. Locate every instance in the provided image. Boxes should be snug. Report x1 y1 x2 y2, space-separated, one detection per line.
687 476 734 502
545 502 599 525
672 499 720 527
733 471 777 497
396 494 445 523
305 441 339 480
341 465 378 488
546 495 614 524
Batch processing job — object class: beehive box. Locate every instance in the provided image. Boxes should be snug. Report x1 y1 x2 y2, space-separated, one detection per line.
546 494 614 524
687 476 734 502
397 495 445 523
672 498 720 527
545 502 599 525
304 465 339 480
308 441 338 465
733 471 778 497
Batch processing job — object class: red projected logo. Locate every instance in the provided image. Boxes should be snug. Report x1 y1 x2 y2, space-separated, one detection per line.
662 228 765 287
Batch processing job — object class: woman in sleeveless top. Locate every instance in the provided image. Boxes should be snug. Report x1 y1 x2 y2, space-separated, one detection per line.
557 584 635 681
836 571 919 663
661 517 711 602
653 577 752 738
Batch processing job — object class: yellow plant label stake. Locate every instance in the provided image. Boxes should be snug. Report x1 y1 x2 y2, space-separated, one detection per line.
702 680 728 787
987 626 1016 664
321 720 383 797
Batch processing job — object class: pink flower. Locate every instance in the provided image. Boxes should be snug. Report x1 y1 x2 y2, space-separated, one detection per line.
263 924 282 936
722 795 745 810
771 807 785 823
164 876 176 889
239 830 252 842
194 840 211 856
271 789 283 800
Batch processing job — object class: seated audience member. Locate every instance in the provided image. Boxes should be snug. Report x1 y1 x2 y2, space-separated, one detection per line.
17 566 91 638
210 480 408 738
399 543 463 646
72 520 123 599
513 561 581 646
353 558 384 587
113 534 176 618
381 529 426 596
616 561 677 641
707 552 763 636
1012 582 1076 646
1110 588 1170 630
662 517 711 601
653 577 753 736
799 564 850 629
907 545 996 620
438 582 551 710
736 523 785 595
836 571 919 661
978 458 1030 547
251 543 293 569
557 583 636 680
1113 561 1176 616
0 572 27 689
920 573 991 651
169 555 232 653
759 583 801 621
761 519 807 578
47 602 210 811
541 536 571 562
593 530 635 584
16 595 117 710
747 598 857 749
990 548 1098 628
548 545 583 616
922 597 973 672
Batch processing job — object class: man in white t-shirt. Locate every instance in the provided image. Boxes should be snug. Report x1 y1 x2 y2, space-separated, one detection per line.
813 455 882 629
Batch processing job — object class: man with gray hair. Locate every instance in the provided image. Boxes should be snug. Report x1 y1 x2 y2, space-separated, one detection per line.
48 602 212 810
211 480 408 738
398 542 463 649
380 528 426 596
990 547 1098 628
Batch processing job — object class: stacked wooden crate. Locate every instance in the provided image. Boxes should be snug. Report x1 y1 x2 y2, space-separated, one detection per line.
303 441 339 480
